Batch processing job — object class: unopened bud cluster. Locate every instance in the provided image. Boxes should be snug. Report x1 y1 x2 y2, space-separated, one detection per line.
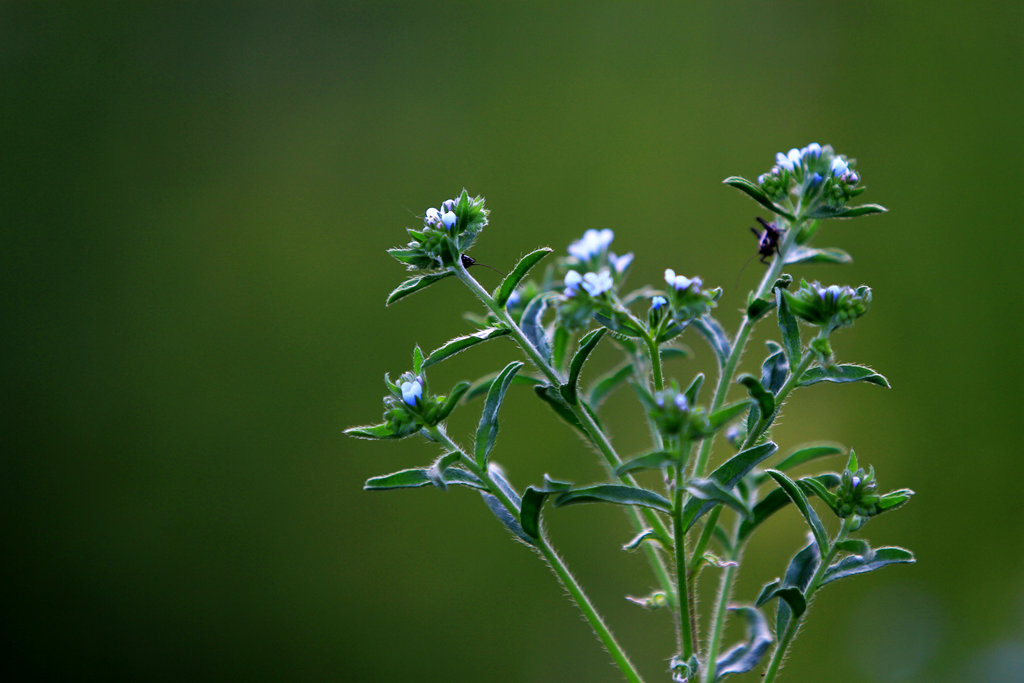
388 190 490 271
783 279 871 331
663 269 721 321
758 143 864 213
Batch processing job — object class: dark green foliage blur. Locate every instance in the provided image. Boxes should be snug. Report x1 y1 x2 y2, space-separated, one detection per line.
3 2 1022 681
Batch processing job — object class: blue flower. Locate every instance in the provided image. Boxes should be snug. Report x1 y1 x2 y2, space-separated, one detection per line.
441 211 457 230
425 207 442 227
674 394 689 411
506 289 521 308
664 268 701 292
807 172 824 190
568 228 615 262
582 269 613 296
441 198 457 212
610 251 634 274
400 378 423 406
563 270 584 297
830 156 850 177
801 142 822 162
651 295 667 310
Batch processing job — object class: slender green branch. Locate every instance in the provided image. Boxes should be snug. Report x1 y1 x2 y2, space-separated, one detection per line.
645 334 665 392
688 506 721 574
701 515 743 683
428 426 645 683
452 261 677 604
672 439 696 660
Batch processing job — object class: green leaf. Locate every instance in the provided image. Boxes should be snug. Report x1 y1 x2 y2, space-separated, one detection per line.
480 491 533 544
805 203 888 220
684 372 705 406
876 488 915 513
475 361 524 465
385 271 453 306
614 450 675 477
694 315 732 370
722 176 796 220
834 538 871 555
783 245 853 266
552 326 570 372
426 451 461 489
622 528 668 552
799 364 891 389
686 478 751 518
760 341 789 394
766 470 829 553
554 484 672 514
796 476 841 516
713 605 773 681
533 384 587 434
776 288 801 367
775 443 845 473
435 381 471 421
739 473 840 541
661 346 690 362
593 312 646 338
562 328 606 404
519 476 572 539
681 442 777 532
424 327 510 367
707 400 751 432
494 247 552 306
364 466 485 491
465 373 542 401
345 423 403 440
412 346 424 375
521 292 556 362
821 547 915 587
587 362 633 407
738 373 775 417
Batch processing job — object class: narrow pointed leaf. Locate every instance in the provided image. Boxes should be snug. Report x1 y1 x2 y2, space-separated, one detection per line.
805 203 888 220
686 478 751 518
783 245 853 265
534 384 586 434
766 470 829 552
775 443 845 473
760 341 789 394
681 442 777 531
480 492 533 544
593 312 646 338
587 362 633 407
552 326 570 372
554 484 672 514
615 450 675 477
821 547 915 586
364 466 485 491
436 381 471 421
475 361 524 465
713 605 773 680
465 373 542 401
427 451 461 489
386 271 453 306
563 328 606 404
738 373 775 417
684 372 705 405
494 247 552 306
424 327 510 367
694 315 732 370
707 400 751 432
739 473 841 541
521 293 555 362
799 364 891 388
345 423 403 440
520 487 547 539
776 288 801 366
722 176 796 220
774 541 819 635
623 528 668 552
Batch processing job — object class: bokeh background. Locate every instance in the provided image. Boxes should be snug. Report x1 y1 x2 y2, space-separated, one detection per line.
4 3 1023 681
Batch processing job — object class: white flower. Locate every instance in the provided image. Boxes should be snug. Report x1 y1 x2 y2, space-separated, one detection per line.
610 252 633 274
664 268 700 292
568 228 615 261
581 269 613 297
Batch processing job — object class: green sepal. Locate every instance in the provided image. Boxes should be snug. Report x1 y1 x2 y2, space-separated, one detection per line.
521 292 555 363
820 546 915 586
475 361 524 465
766 470 829 553
385 271 453 306
553 484 672 515
494 247 552 306
694 315 732 370
776 289 801 367
722 176 796 220
345 423 404 440
534 384 587 434
593 312 646 338
424 327 510 368
684 372 705 405
435 381 471 421
614 450 675 477
713 605 773 681
784 245 853 266
799 364 891 388
738 373 775 417
738 473 840 541
681 442 777 532
686 478 751 519
363 466 486 491
412 346 424 374
587 362 633 407
805 203 888 220
561 328 606 404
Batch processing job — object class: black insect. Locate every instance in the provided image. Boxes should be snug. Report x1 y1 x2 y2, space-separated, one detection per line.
750 216 784 264
460 253 505 276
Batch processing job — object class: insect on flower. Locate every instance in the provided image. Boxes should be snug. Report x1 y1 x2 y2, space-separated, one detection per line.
750 216 784 264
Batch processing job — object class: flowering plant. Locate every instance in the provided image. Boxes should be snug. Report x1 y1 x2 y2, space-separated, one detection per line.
348 145 914 682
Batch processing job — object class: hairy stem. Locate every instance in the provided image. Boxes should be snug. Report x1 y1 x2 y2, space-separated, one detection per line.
672 440 696 660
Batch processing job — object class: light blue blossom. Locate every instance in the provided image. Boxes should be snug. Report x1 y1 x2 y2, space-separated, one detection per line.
776 148 801 172
807 172 824 190
651 295 667 310
674 394 689 411
441 211 457 230
802 142 822 162
610 251 634 274
563 269 583 297
441 198 457 212
664 268 701 292
400 378 423 406
582 269 613 297
425 208 442 227
506 290 521 308
830 156 850 177
568 228 615 261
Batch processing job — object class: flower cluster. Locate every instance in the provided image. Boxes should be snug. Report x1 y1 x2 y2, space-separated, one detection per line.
376 371 466 438
388 190 490 271
568 228 634 274
757 143 863 212
783 279 871 331
662 269 721 321
831 452 914 519
557 229 633 329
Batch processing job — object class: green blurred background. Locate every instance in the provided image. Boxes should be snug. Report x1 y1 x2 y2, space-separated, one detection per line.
3 2 1023 681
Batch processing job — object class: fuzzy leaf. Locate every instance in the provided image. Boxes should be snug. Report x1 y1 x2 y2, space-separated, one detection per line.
435 381 471 421
805 203 888 220
774 443 845 473
722 176 796 220
686 478 751 518
345 423 403 440
364 466 485 491
739 473 840 541
681 442 777 531
475 361 523 465
593 312 646 338
554 484 672 514
521 293 556 362
424 327 510 367
480 492 532 544
738 373 775 417
760 341 789 394
799 364 891 388
385 272 453 306
776 288 801 367
707 400 751 432
588 363 633 407
766 470 829 552
821 547 915 586
713 605 773 680
694 315 732 370
534 384 587 434
465 373 542 401
783 245 853 266
615 450 675 477
494 247 552 306
562 328 606 404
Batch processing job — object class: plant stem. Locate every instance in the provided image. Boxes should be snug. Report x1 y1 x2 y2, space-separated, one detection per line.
452 262 677 604
701 515 743 683
645 334 664 392
429 426 645 683
672 440 696 660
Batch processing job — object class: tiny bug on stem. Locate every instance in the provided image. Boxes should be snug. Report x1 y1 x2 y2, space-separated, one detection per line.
750 216 783 264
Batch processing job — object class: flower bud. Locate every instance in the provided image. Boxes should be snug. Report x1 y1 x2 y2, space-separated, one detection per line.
782 280 871 331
